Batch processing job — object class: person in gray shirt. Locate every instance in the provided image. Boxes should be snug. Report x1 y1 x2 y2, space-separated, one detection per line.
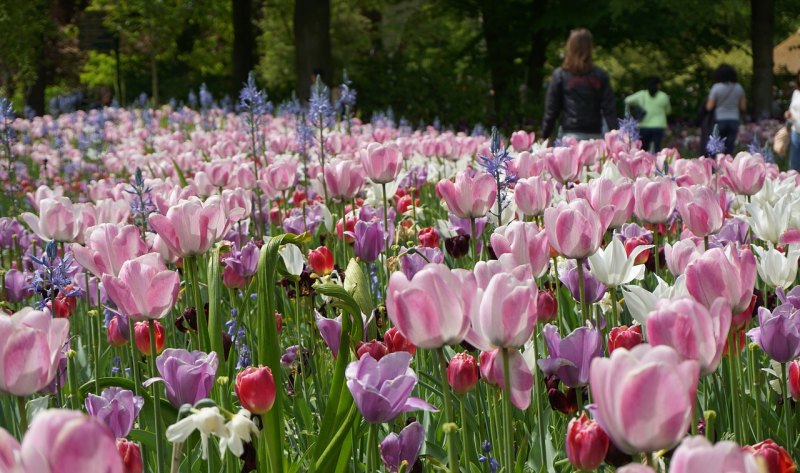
705 63 746 155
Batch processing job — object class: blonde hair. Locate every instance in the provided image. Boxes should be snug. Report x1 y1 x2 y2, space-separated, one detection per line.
562 28 594 75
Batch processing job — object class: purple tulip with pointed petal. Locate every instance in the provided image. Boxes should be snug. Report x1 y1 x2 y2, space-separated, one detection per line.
85 387 144 438
143 348 219 407
538 323 603 388
380 421 425 473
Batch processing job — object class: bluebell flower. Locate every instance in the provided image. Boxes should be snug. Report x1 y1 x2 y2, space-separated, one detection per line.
124 168 156 231
706 125 726 156
308 77 334 128
336 69 357 112
748 135 775 163
618 115 640 143
478 127 517 221
30 240 82 308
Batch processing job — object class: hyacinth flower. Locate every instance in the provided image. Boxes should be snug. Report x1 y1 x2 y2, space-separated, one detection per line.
85 387 144 438
30 240 82 310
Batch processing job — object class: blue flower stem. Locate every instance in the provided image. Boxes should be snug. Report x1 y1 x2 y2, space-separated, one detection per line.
319 118 328 202
149 319 165 473
501 348 515 473
437 348 461 473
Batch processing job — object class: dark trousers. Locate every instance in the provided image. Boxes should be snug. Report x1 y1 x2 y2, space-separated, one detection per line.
715 119 740 155
640 128 665 152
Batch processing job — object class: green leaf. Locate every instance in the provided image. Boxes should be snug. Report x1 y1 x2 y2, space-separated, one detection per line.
207 246 226 378
171 158 188 187
343 258 374 317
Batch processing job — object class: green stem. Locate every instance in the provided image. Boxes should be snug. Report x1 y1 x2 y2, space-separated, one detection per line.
366 423 377 473
382 183 391 291
67 351 80 409
782 362 794 444
501 348 515 473
16 396 27 435
576 259 588 325
470 217 478 265
149 320 165 473
459 396 471 467
726 332 741 444
437 348 461 473
340 199 348 267
189 256 209 351
749 344 763 440
532 327 548 469
128 319 140 396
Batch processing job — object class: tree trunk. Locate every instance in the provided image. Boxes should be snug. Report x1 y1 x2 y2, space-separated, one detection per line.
480 0 520 127
150 53 159 106
293 0 332 101
751 0 774 120
525 0 548 123
232 0 256 94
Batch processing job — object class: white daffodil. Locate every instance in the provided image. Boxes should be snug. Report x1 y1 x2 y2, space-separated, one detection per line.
587 238 652 288
753 243 800 289
279 243 306 278
219 409 260 458
166 407 227 459
621 275 688 324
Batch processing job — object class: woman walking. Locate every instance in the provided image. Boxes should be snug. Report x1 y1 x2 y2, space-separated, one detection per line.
705 63 746 155
624 77 671 152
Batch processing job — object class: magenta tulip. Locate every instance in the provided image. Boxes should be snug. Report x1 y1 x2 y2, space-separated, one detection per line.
0 308 69 396
646 297 732 376
72 224 148 278
676 185 724 237
633 176 676 224
148 196 228 257
544 198 612 260
436 170 497 219
386 263 478 349
720 151 766 196
566 413 609 471
685 245 757 313
589 344 699 454
359 142 403 184
102 253 180 321
0 427 20 471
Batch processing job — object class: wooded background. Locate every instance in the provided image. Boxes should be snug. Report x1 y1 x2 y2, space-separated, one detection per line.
1 0 798 129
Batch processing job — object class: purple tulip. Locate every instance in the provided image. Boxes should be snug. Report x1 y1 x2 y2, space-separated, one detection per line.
345 352 437 423
777 286 800 309
144 348 219 407
283 204 325 235
316 313 342 357
85 387 144 438
709 217 750 248
347 220 385 263
359 205 396 243
380 421 425 473
449 214 487 238
400 247 444 279
747 305 800 363
223 241 260 279
616 222 653 244
538 324 603 388
0 217 31 251
4 268 31 303
559 260 607 304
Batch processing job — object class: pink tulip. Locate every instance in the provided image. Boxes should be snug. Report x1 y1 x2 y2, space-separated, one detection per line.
19 409 124 472
589 344 699 454
544 198 613 260
386 263 478 349
480 348 534 409
546 146 582 183
646 297 732 376
510 130 535 152
676 185 724 237
94 199 131 225
633 177 676 224
720 151 766 196
102 253 180 321
20 196 83 242
325 159 365 200
206 159 235 188
512 151 546 178
0 308 69 396
26 184 64 210
685 245 757 313
670 436 760 473
436 170 497 219
663 239 704 276
490 221 550 277
466 271 537 350
148 196 228 257
72 224 148 278
513 176 552 217
0 427 20 471
221 188 252 223
614 150 656 179
261 157 298 194
359 142 403 184
571 177 634 228
672 157 714 187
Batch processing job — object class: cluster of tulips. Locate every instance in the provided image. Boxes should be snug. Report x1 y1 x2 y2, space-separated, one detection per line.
0 87 800 473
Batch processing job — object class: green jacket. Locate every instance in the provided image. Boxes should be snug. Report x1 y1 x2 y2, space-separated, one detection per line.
624 90 671 129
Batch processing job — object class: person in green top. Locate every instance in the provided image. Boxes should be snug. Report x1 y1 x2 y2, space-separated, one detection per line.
624 77 672 152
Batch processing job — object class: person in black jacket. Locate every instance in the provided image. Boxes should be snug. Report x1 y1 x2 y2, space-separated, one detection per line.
541 28 617 144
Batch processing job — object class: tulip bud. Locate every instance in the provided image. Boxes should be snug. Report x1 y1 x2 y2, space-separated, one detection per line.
624 236 651 264
447 352 479 394
116 439 143 473
336 217 356 243
308 246 334 275
356 340 388 361
134 321 165 356
607 325 643 354
107 315 129 347
566 413 610 471
742 439 796 473
274 311 283 335
789 360 800 402
444 235 470 259
235 366 276 415
292 190 306 206
384 327 417 355
536 290 558 323
418 227 440 248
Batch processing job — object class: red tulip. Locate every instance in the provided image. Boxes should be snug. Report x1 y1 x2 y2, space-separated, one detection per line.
789 360 800 402
566 413 610 471
536 290 558 323
447 352 479 394
235 366 276 415
107 316 128 347
356 340 388 360
308 246 334 275
418 227 440 248
134 321 165 356
116 439 143 473
742 439 796 473
608 325 643 354
384 327 416 355
624 236 651 265
52 285 78 318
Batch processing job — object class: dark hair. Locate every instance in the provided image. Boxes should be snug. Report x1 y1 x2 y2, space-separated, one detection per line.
713 64 738 83
562 29 593 75
647 76 660 97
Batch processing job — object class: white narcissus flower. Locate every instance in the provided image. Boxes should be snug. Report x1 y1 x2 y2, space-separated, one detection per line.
166 407 227 459
278 243 306 277
621 275 688 325
219 409 260 457
587 237 651 287
753 243 800 289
